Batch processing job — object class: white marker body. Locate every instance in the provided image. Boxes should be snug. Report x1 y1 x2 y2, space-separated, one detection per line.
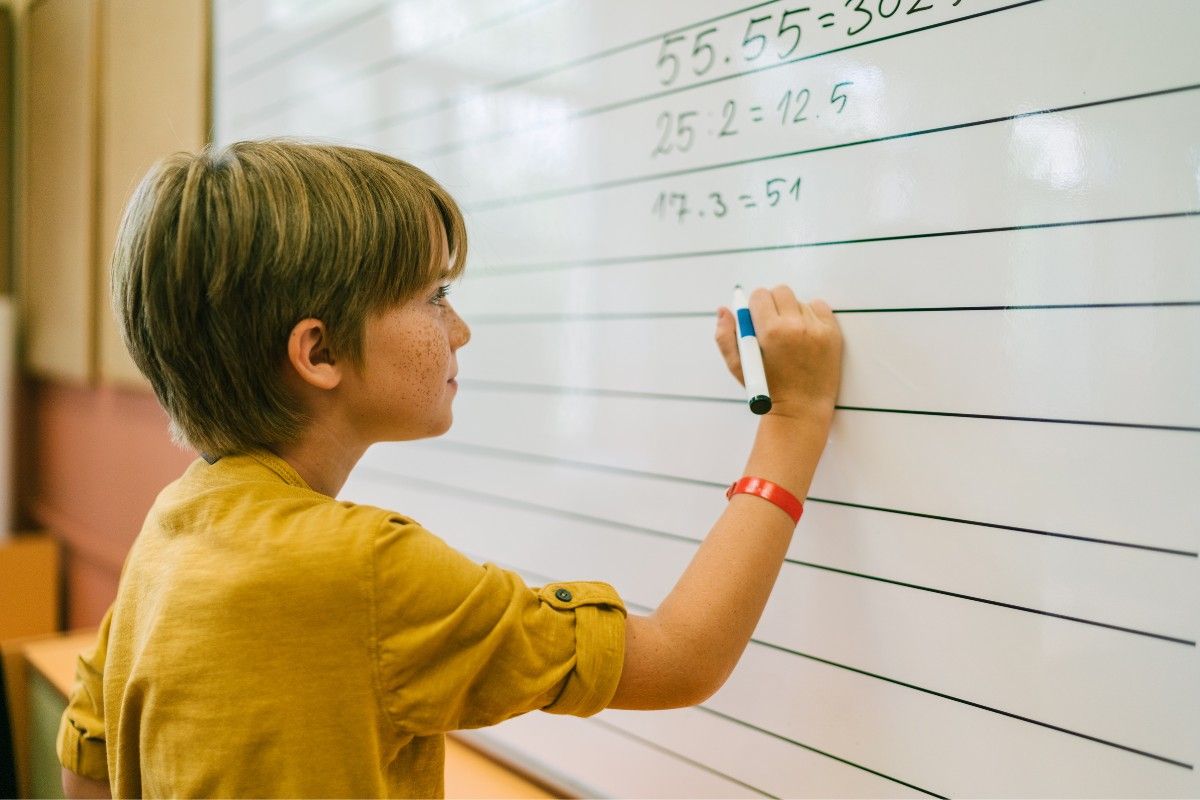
733 286 772 414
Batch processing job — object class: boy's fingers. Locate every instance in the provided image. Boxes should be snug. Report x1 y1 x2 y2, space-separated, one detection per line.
714 308 744 384
770 284 802 318
805 298 835 328
748 286 778 324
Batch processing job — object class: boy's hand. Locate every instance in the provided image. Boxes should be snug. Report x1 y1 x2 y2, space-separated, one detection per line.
715 285 843 419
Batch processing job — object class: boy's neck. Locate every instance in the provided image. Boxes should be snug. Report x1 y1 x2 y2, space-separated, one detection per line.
272 425 367 498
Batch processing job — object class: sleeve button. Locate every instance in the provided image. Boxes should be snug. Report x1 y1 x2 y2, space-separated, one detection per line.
554 588 573 602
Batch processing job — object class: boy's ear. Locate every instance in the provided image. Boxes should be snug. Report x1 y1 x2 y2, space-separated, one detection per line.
286 318 342 390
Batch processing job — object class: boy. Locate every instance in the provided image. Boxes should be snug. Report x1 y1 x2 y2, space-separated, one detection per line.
57 140 842 798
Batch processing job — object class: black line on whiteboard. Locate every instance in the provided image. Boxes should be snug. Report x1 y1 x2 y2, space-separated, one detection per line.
811 496 1198 558
422 439 718 487
587 718 776 798
472 556 1195 777
463 301 1200 323
468 211 1200 275
837 405 1198 434
468 311 714 323
225 1 391 83
411 440 1200 558
754 641 1194 770
459 378 740 405
790 560 1194 646
455 378 1200 434
691 707 948 798
477 561 1190 777
228 0 559 124
358 465 698 546
464 81 1200 211
835 300 1200 314
340 0 786 136
357 467 1195 644
462 555 945 798
404 0 1044 158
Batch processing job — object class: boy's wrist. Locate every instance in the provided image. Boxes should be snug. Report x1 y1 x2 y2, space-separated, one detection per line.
743 404 834 499
763 397 836 425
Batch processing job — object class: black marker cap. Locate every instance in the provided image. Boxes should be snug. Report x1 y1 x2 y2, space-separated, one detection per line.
749 395 772 415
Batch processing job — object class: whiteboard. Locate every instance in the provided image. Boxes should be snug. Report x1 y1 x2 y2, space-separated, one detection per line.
212 1 1200 796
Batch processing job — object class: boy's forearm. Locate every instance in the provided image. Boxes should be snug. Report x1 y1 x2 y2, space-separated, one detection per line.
651 406 835 699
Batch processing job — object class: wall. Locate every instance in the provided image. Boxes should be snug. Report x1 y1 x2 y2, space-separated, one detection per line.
25 381 193 625
6 0 205 627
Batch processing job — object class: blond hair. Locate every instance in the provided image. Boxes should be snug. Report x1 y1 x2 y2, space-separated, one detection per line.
112 139 468 456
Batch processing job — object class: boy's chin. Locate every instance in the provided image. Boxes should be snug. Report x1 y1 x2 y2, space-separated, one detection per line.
389 414 453 443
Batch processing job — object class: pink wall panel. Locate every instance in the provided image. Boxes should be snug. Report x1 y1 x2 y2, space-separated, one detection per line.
23 379 194 627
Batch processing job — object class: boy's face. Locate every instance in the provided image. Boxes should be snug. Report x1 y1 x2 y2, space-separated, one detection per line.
343 231 470 443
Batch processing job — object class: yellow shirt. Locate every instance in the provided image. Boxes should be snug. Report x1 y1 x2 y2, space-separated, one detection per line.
57 451 626 798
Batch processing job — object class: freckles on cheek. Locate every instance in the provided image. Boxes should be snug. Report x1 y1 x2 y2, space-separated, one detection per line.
412 333 449 405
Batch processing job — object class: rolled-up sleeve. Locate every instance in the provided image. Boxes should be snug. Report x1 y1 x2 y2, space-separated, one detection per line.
371 516 626 736
56 608 111 782
534 581 626 716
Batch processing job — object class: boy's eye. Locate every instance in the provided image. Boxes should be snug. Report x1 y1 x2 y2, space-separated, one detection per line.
431 284 451 306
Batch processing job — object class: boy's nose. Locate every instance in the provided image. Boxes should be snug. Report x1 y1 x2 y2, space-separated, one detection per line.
448 304 471 349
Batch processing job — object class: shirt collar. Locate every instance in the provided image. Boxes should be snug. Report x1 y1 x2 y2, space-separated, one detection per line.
203 449 312 491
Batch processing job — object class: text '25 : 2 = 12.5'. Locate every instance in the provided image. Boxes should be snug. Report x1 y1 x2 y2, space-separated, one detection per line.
652 176 802 223
651 82 853 158
655 0 967 87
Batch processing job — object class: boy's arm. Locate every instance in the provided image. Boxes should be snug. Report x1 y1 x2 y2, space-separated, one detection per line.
61 768 112 799
57 609 113 794
609 288 842 710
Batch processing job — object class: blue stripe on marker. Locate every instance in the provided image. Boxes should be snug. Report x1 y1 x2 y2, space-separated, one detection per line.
736 307 756 337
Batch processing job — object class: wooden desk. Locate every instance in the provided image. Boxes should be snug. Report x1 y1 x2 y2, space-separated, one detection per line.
20 632 556 799
444 736 556 799
20 630 95 799
23 631 97 697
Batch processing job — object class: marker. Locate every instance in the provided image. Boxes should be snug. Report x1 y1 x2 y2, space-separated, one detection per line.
732 285 772 415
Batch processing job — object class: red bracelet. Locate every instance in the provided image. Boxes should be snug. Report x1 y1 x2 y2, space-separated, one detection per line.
726 476 804 524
